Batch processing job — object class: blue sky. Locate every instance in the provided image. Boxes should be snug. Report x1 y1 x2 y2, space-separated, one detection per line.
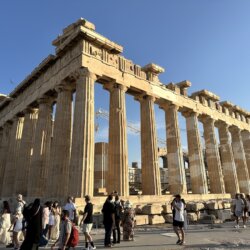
1 0 250 167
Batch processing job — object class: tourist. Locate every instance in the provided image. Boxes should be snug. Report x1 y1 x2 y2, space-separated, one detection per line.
102 194 115 248
240 193 248 228
112 195 122 244
51 210 72 250
0 201 11 246
48 202 55 241
42 201 51 237
233 193 245 228
172 194 185 245
64 196 76 222
16 194 26 213
122 200 136 241
50 201 61 241
20 198 43 250
12 209 24 249
246 194 250 218
80 195 96 249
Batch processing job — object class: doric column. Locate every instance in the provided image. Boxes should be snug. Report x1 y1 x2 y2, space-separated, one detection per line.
105 83 129 196
161 103 187 194
201 116 225 193
47 84 73 198
182 111 208 194
0 122 12 194
138 95 161 195
230 126 250 193
2 116 24 197
14 108 38 196
241 130 250 174
28 97 53 197
217 122 239 194
69 68 96 197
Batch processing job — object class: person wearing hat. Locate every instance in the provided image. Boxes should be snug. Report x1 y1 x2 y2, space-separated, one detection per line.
172 194 185 245
80 195 96 249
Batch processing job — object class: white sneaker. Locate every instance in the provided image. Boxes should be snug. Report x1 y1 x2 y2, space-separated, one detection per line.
243 225 246 228
234 224 239 228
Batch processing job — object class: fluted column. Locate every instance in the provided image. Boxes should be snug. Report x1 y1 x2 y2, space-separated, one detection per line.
182 111 208 194
138 95 161 195
230 126 250 193
0 123 12 194
105 83 129 196
47 84 73 198
162 104 187 194
217 122 239 194
241 130 250 175
201 116 225 193
14 108 38 196
69 68 96 197
28 97 53 197
2 116 24 197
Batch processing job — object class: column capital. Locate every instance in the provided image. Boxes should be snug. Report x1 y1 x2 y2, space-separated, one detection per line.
134 94 156 103
229 125 241 135
37 96 54 106
55 83 74 94
241 129 250 137
23 107 39 115
181 108 197 118
104 82 128 92
215 120 229 129
199 115 214 125
158 100 179 111
76 68 97 81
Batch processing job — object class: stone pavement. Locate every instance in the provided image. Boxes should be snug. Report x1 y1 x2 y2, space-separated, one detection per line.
1 222 250 250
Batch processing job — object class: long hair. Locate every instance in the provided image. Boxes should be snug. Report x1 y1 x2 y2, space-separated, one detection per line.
3 200 11 214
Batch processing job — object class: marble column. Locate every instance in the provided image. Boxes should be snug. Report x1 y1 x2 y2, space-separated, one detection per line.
69 68 96 197
230 126 250 193
14 108 38 196
162 104 187 194
0 122 12 195
201 117 225 193
2 116 24 197
217 122 239 194
241 130 250 175
182 111 208 194
28 97 53 197
47 85 73 198
138 95 161 195
105 83 129 196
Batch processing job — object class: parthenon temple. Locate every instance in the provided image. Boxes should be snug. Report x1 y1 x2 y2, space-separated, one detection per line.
1 18 250 201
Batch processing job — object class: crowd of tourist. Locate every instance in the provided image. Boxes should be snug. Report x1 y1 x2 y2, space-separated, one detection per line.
0 192 250 249
0 192 136 249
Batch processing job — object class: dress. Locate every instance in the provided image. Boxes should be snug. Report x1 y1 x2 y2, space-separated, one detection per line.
122 208 135 240
51 208 60 240
0 213 11 245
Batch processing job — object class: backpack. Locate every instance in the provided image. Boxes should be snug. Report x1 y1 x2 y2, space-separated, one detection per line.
67 222 79 247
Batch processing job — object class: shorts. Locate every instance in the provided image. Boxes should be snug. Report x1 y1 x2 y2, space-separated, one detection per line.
82 223 93 233
173 220 184 228
235 211 243 217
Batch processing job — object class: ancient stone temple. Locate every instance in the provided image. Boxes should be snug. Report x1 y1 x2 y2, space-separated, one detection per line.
0 18 250 202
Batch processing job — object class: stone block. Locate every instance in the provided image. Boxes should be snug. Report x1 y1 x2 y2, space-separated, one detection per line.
186 202 205 212
142 204 162 215
135 215 149 225
163 214 173 223
205 201 218 210
187 212 198 222
222 201 231 209
199 214 222 224
162 203 172 214
148 215 165 225
217 209 232 221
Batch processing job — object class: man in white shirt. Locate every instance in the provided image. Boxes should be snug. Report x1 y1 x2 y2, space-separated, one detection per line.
233 193 245 228
172 194 185 245
64 196 76 222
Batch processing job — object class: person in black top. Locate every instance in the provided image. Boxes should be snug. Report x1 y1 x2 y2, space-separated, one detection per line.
80 195 96 249
102 194 115 248
20 198 43 250
112 195 122 244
